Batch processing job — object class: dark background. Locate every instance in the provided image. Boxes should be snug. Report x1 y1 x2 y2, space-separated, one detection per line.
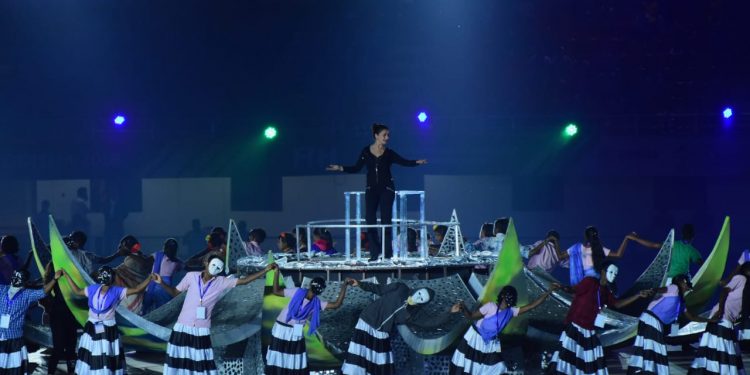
1 1 748 283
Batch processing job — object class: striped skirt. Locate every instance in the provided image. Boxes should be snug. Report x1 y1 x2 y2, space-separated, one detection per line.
75 320 126 375
550 323 608 375
449 325 507 375
627 311 669 375
265 321 309 374
738 318 750 341
341 318 395 375
688 319 745 375
163 323 218 375
0 337 29 375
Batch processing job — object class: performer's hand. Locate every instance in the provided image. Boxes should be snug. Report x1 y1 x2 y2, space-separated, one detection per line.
416 159 427 165
638 289 653 298
345 278 359 287
54 270 63 280
450 302 462 313
266 263 278 272
326 164 342 172
626 232 639 240
152 273 163 285
550 283 561 291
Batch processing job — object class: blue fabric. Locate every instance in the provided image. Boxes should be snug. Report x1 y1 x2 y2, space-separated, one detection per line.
476 306 513 344
86 285 124 315
569 243 585 286
0 285 46 339
285 288 322 335
649 296 683 325
143 275 173 314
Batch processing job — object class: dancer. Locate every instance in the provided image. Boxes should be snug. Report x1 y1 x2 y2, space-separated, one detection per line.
622 224 703 284
0 269 62 375
341 278 435 375
156 254 275 375
449 284 560 374
327 123 427 261
627 274 712 375
277 232 297 254
265 270 349 374
549 261 652 375
526 230 562 273
0 235 33 284
143 238 182 314
557 226 642 286
688 262 750 374
113 235 152 314
63 230 125 275
63 266 153 375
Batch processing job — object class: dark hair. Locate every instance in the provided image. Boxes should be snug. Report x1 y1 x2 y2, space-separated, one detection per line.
433 225 448 237
498 285 518 307
163 238 179 260
585 226 606 273
315 229 333 247
68 230 88 248
672 274 692 295
206 253 223 265
480 223 494 238
681 224 695 241
493 218 510 236
309 277 326 295
120 235 140 251
278 232 297 250
547 230 560 241
208 233 224 248
1 235 20 255
372 123 389 138
249 228 266 244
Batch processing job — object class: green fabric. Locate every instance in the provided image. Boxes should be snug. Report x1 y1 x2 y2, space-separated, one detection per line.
668 241 702 277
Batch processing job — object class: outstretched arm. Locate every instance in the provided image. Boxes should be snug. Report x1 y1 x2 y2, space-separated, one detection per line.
325 282 349 310
518 284 560 315
95 247 128 265
613 289 652 309
528 239 549 257
62 270 85 297
450 301 485 320
238 263 276 286
556 240 570 261
390 149 425 167
43 270 63 294
627 233 661 249
272 264 285 297
126 274 154 296
328 149 366 173
153 273 180 298
607 235 632 259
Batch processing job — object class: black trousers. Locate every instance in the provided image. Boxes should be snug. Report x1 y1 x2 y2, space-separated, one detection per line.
47 306 79 374
365 186 395 259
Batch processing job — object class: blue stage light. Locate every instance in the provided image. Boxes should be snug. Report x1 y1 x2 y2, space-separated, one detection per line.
113 115 126 126
417 112 428 123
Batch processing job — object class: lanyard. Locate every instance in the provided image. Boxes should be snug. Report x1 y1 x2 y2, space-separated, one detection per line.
197 274 215 305
597 288 602 311
4 288 21 312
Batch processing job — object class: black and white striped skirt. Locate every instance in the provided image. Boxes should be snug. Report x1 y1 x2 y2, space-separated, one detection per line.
549 322 608 375
688 319 744 375
163 323 218 375
265 321 309 374
738 318 750 342
449 325 507 375
75 320 126 375
341 318 395 375
0 337 29 375
627 311 669 375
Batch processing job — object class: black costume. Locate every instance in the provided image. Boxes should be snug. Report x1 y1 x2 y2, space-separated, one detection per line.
343 147 418 260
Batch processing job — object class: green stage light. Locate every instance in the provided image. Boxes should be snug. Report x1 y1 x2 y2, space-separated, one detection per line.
564 123 578 137
264 126 278 140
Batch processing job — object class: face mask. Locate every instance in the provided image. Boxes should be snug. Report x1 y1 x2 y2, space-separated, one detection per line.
10 271 26 288
605 264 619 284
97 269 114 285
208 258 224 276
407 288 431 305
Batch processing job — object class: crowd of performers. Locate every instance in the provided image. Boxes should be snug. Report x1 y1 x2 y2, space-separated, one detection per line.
0 219 748 374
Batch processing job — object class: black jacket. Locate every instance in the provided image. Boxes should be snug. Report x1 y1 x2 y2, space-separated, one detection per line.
343 147 418 190
358 281 414 333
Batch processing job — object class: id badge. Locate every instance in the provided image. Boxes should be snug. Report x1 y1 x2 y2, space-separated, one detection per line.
0 314 9 329
94 323 105 334
196 306 207 320
594 313 607 328
293 324 304 337
670 323 679 336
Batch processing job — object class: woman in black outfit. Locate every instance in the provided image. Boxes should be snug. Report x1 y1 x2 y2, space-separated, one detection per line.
327 124 427 261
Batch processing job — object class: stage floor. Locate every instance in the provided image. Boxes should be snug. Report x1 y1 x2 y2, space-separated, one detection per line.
29 347 750 374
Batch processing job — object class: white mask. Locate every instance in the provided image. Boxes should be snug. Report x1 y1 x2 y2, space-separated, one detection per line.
208 258 224 276
605 264 619 284
407 288 431 305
